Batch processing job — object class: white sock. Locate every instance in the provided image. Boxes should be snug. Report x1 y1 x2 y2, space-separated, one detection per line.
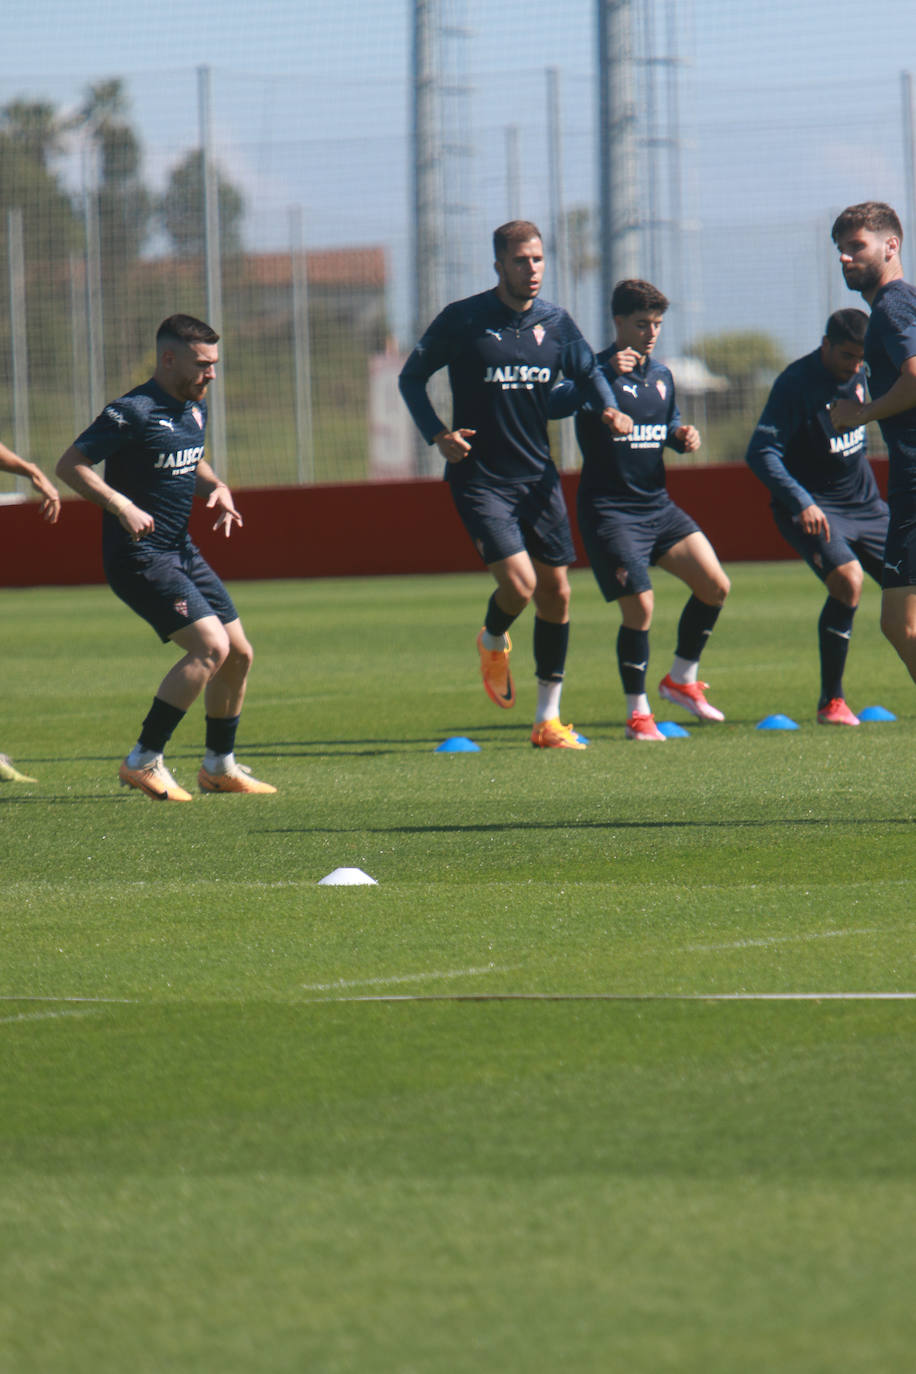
203 750 234 774
535 678 563 724
126 745 160 768
626 693 651 717
670 655 699 685
480 629 508 652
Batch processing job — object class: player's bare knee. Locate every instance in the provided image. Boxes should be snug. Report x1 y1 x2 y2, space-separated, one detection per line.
829 564 863 606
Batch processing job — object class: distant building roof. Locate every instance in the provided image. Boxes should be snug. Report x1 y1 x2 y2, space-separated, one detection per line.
665 356 730 395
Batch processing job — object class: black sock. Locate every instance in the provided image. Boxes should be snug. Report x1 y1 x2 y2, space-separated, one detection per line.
205 714 240 757
676 595 721 662
617 626 649 695
534 618 569 682
138 697 186 755
818 597 856 704
484 593 518 639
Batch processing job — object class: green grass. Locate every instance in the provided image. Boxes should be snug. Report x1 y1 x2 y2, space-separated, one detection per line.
1 565 915 1372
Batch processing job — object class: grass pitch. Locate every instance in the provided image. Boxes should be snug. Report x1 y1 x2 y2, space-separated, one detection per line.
1 565 915 1372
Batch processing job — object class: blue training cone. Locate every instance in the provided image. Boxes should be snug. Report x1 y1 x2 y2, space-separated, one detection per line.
756 713 800 731
435 736 481 753
657 720 690 738
857 705 897 723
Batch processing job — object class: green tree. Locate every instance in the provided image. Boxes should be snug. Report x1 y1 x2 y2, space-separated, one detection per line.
685 331 788 464
0 100 81 262
76 79 153 269
159 149 245 259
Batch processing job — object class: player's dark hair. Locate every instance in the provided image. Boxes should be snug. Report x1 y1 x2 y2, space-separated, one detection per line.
156 314 220 354
824 308 869 346
611 279 669 317
831 201 904 245
493 220 543 258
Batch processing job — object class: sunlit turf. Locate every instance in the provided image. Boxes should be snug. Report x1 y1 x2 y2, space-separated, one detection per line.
1 566 914 1372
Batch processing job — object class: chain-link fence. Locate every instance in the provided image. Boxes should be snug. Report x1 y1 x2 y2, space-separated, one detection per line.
1 1 914 499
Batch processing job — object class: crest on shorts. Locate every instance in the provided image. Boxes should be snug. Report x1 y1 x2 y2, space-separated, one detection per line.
533 325 545 346
191 405 203 428
173 598 189 618
656 379 667 400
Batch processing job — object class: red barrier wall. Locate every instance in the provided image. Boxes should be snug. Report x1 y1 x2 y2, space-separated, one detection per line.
0 458 890 589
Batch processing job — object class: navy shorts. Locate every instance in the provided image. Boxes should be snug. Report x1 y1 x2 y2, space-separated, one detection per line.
883 496 916 589
771 497 888 585
448 468 576 567
576 493 699 601
104 540 238 642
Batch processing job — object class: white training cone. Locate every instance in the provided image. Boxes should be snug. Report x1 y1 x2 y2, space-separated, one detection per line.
318 867 378 886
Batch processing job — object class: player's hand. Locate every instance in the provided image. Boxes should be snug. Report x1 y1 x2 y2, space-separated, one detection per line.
611 347 641 375
674 425 701 453
434 428 476 463
600 407 633 436
796 503 830 540
121 503 155 542
827 399 863 433
31 472 61 524
206 483 243 538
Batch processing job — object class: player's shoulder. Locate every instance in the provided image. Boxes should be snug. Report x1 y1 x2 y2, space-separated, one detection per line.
872 278 916 326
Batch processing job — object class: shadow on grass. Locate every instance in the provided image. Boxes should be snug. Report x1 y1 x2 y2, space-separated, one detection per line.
254 814 915 835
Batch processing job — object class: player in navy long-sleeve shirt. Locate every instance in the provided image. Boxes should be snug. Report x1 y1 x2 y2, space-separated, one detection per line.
550 279 729 741
56 314 275 801
746 309 888 724
399 220 623 749
830 202 916 697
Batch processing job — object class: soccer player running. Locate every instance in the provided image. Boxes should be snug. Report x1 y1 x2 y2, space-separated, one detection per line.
745 310 888 724
550 279 729 741
399 220 623 749
56 314 276 801
0 438 60 782
829 203 916 693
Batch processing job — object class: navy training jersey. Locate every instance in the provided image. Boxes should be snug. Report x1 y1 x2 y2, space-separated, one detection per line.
553 347 687 509
398 288 615 485
864 278 916 501
745 350 875 514
74 378 208 554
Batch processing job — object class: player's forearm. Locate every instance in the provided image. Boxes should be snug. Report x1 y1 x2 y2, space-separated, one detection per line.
398 369 445 444
0 439 36 479
55 446 124 511
194 461 230 500
859 366 916 425
745 443 811 514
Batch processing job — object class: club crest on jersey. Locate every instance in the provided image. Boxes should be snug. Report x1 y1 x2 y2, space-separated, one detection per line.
191 405 203 429
533 325 545 346
656 379 667 400
173 598 189 618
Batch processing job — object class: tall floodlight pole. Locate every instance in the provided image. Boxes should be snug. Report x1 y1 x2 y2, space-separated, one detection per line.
412 0 445 475
547 68 573 470
903 71 916 282
7 209 30 467
505 125 521 220
198 65 227 477
289 206 314 485
598 0 640 340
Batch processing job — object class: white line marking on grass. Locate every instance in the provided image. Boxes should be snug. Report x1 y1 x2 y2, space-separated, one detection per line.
301 964 519 992
309 991 916 1004
685 928 880 952
0 1008 103 1025
0 995 136 1003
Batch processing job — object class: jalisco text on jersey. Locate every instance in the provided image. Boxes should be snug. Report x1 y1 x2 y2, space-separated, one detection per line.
153 446 205 472
483 364 553 388
829 426 866 454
